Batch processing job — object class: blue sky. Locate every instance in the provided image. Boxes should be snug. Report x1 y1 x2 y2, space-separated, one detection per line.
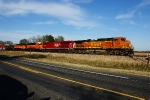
0 0 150 51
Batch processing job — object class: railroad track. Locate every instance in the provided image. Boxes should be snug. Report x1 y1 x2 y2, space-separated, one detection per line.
131 55 148 63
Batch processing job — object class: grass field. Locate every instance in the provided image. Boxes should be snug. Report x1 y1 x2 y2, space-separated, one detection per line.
0 51 149 76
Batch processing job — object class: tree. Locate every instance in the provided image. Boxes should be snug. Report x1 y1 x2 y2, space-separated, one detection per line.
36 35 43 42
0 40 4 44
42 35 54 43
4 41 13 45
19 39 29 44
29 35 43 43
55 36 64 42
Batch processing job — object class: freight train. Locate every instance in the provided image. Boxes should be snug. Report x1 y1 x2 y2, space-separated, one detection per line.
13 36 134 56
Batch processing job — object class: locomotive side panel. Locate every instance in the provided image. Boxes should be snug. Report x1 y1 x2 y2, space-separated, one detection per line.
44 41 74 49
83 41 102 49
14 44 26 50
101 41 113 49
60 41 74 49
35 42 43 50
26 43 36 50
81 41 113 49
43 42 52 49
43 41 74 52
43 42 61 49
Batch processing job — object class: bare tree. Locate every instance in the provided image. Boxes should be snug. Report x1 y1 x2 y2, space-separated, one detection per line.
55 36 64 42
29 35 43 43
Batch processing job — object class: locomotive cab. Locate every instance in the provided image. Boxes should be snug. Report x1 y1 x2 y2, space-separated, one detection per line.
113 37 134 56
113 37 131 48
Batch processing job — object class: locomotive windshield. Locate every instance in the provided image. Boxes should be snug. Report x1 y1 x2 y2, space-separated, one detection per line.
121 38 126 41
114 38 119 42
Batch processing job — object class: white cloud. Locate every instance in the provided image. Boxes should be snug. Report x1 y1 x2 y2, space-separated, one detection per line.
129 21 137 25
108 28 119 31
119 20 138 25
0 1 82 19
34 21 57 25
93 15 107 19
0 0 96 28
97 16 104 19
116 0 150 19
63 19 97 28
136 0 150 8
115 10 135 19
61 0 93 3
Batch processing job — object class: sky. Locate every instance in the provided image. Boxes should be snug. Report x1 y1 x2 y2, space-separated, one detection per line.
0 0 150 51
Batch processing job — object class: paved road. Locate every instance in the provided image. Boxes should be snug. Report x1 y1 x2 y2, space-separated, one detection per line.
0 55 149 100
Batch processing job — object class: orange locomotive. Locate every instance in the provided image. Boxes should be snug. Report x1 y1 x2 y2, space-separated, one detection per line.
14 42 43 51
26 42 43 50
74 37 134 56
14 44 26 50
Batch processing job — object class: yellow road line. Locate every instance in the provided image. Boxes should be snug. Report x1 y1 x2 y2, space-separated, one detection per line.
0 60 145 100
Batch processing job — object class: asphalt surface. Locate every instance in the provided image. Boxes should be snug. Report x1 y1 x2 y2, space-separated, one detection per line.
0 55 150 100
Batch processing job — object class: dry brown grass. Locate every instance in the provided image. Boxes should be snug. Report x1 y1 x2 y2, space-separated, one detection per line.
0 51 150 76
134 52 148 56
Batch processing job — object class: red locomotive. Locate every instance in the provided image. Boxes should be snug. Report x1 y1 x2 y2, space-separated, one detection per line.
43 40 74 52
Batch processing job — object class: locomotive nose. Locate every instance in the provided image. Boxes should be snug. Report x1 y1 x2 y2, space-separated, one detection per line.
129 44 134 50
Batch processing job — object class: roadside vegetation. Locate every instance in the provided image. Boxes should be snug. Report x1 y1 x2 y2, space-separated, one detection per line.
0 51 149 73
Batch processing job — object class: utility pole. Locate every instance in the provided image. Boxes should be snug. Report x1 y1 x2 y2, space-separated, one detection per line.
146 54 150 67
